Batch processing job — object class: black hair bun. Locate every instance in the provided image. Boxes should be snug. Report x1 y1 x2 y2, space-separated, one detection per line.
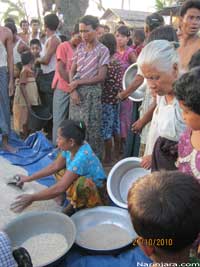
59 119 86 145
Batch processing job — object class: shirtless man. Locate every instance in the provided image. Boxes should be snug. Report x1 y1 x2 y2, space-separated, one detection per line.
18 20 30 45
0 25 14 151
5 22 29 65
178 0 200 72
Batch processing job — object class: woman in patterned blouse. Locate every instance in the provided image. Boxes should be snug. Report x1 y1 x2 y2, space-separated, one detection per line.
99 33 123 164
10 120 107 215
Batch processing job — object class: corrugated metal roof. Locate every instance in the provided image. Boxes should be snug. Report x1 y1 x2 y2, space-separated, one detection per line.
101 8 150 21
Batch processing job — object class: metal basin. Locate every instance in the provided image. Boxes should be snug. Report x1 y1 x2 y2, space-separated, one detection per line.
3 211 76 267
122 62 147 102
107 157 150 209
71 206 137 253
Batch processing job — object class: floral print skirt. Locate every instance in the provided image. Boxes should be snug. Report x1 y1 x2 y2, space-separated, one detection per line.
69 84 103 159
55 164 108 209
67 176 108 209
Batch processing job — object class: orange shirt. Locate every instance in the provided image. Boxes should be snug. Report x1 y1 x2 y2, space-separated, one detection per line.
52 41 73 92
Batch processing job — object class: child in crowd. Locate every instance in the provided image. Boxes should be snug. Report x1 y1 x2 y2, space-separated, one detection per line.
13 51 40 138
11 120 108 216
30 39 42 78
131 29 145 57
128 171 200 265
99 33 123 164
114 25 136 151
174 67 200 180
30 39 42 59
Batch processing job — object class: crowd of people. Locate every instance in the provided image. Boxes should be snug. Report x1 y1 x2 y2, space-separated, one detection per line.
1 0 200 265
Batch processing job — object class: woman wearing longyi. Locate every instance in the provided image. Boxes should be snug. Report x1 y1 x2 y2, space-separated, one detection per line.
11 120 107 215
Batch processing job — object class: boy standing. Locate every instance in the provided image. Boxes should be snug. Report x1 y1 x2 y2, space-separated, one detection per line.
30 39 41 59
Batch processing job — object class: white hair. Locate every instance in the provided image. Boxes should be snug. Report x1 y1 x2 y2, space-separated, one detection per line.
137 40 179 73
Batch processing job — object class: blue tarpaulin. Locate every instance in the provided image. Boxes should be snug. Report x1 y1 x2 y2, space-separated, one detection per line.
0 132 152 267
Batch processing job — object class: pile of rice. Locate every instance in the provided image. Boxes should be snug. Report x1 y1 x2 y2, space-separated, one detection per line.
0 156 61 229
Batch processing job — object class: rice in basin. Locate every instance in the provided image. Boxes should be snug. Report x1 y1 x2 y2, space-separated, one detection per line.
78 224 132 250
21 233 68 267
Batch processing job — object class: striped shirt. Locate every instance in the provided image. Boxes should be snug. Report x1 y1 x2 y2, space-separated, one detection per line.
73 41 110 79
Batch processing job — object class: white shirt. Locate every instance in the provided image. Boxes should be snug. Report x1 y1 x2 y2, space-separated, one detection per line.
13 39 21 65
41 34 60 74
29 32 40 42
144 96 186 155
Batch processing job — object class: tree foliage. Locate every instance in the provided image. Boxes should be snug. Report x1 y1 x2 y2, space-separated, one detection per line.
155 0 186 10
59 0 89 35
0 0 27 25
155 0 167 11
41 0 89 35
91 0 106 12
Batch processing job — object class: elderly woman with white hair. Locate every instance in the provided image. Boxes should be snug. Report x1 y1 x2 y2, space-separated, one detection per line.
137 40 186 171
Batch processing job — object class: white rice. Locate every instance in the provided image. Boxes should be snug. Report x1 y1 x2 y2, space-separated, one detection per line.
21 233 68 267
78 224 132 250
0 156 61 229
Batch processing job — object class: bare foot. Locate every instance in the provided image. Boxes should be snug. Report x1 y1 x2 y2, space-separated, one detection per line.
2 143 17 153
2 135 17 153
62 204 76 216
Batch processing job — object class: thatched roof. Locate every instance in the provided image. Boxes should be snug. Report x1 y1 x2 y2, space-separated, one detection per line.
101 8 151 28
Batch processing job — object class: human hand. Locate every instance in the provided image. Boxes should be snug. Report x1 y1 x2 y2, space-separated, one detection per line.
117 91 128 101
70 90 80 105
34 57 41 65
15 174 30 188
8 80 14 96
140 155 152 169
10 194 34 213
69 80 79 92
132 119 144 133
